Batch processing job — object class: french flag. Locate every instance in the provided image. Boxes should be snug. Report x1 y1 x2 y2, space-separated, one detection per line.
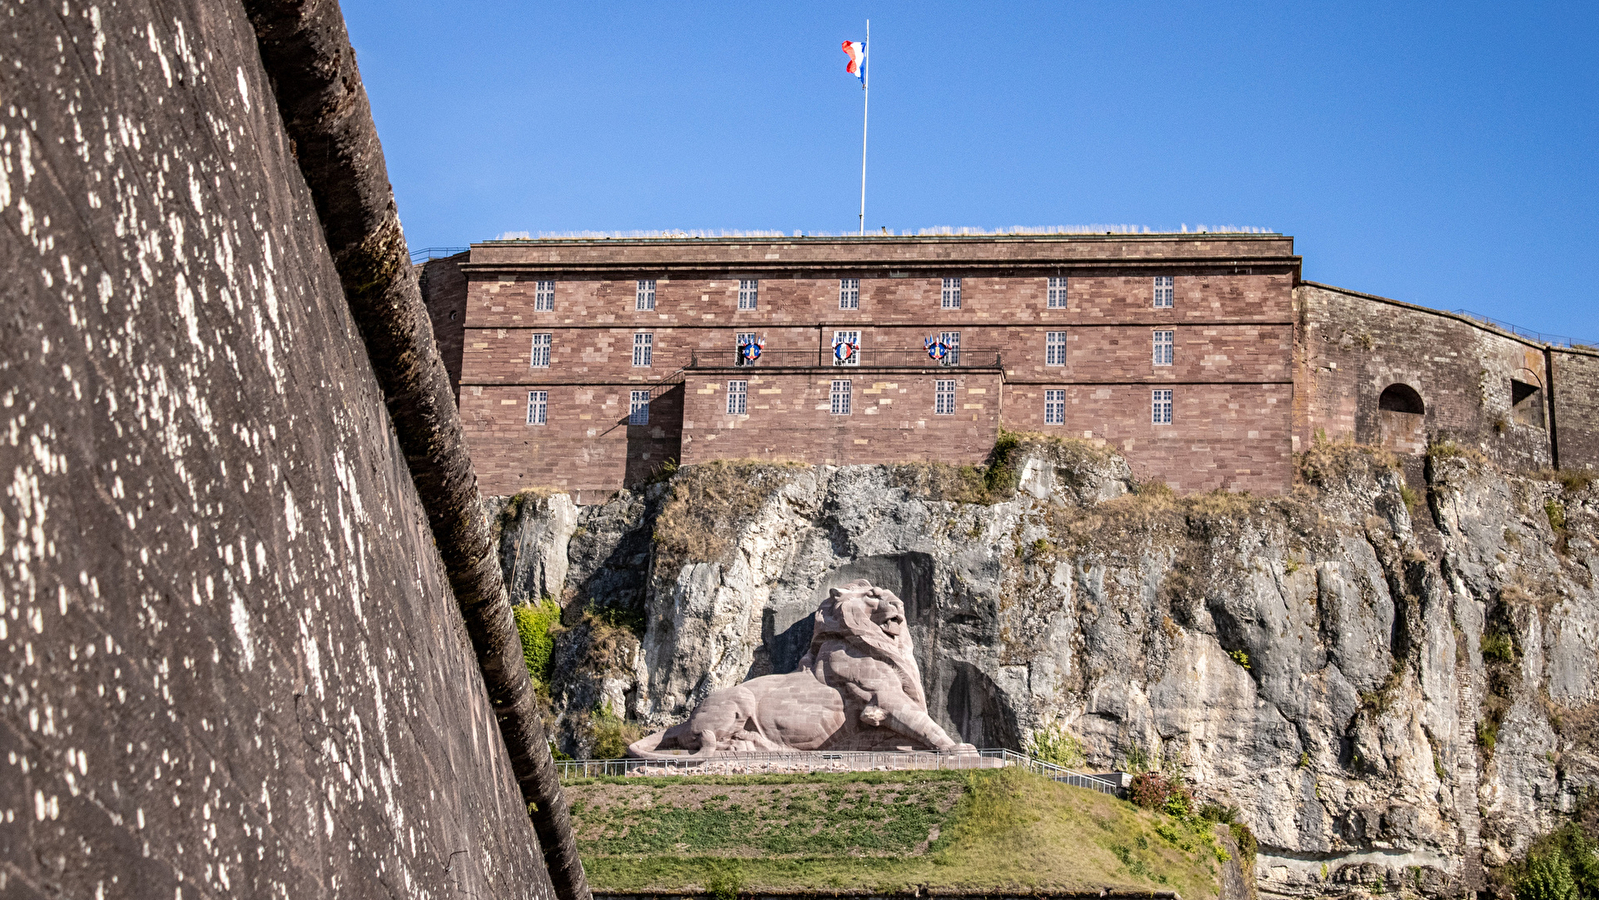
842 40 866 83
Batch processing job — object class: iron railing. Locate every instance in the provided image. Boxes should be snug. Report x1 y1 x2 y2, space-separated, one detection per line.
689 348 1003 369
556 748 1125 797
408 246 469 264
1451 309 1597 350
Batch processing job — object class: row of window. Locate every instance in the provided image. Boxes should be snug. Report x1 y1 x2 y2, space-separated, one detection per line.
533 328 1179 368
1043 389 1173 424
526 386 1176 425
524 276 1179 312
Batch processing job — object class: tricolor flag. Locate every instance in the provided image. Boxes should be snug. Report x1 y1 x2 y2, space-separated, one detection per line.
842 40 866 84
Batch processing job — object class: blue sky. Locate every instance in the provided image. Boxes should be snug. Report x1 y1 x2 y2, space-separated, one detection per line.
343 1 1598 342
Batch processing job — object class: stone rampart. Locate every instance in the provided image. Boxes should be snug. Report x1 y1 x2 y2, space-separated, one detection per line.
0 4 551 897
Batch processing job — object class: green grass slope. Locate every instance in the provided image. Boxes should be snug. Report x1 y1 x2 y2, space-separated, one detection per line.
566 768 1230 897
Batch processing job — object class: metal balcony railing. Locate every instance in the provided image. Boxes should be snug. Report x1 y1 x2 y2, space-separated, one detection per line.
689 348 1002 369
555 747 1125 797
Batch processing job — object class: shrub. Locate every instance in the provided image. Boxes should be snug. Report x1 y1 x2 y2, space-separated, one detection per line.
1546 499 1567 533
1029 724 1086 769
513 599 562 690
588 703 643 759
1229 822 1258 873
1517 848 1577 900
704 860 745 900
1481 631 1516 664
1399 484 1421 515
1129 771 1191 815
1228 649 1252 671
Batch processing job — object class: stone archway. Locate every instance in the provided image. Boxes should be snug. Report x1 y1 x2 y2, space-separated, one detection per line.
1377 383 1426 454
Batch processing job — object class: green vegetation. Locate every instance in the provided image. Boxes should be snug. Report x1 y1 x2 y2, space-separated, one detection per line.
1029 724 1086 769
1481 631 1517 664
1228 649 1252 671
567 768 1226 898
1546 499 1568 533
513 599 562 691
1399 484 1422 515
1496 812 1599 900
585 703 643 760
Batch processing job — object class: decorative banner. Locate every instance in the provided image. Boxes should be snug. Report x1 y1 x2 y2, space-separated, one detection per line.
833 340 858 363
739 337 766 363
925 336 949 361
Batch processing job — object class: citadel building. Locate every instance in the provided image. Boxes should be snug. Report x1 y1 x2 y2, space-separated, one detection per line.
417 232 1598 501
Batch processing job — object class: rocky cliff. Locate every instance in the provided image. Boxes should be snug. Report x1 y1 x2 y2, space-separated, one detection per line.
495 438 1596 899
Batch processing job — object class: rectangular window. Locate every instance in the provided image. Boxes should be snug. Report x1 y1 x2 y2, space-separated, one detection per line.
1153 330 1174 366
941 277 962 309
839 278 860 310
1152 389 1173 424
738 279 758 310
940 331 961 366
727 380 748 415
1153 276 1174 308
530 333 551 368
534 280 555 312
832 330 861 366
633 332 653 367
934 379 955 416
629 390 650 426
1047 276 1068 309
636 279 657 310
830 379 852 415
1046 331 1067 367
735 332 757 367
1044 389 1066 425
527 390 547 425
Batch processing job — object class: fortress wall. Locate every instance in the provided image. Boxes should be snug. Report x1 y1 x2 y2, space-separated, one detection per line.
417 252 471 402
460 271 1294 328
459 322 1292 384
1295 283 1554 469
0 4 550 898
463 384 685 500
1552 348 1599 471
679 372 1004 470
1007 383 1294 493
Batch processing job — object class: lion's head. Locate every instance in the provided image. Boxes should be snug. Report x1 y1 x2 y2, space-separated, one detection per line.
801 580 921 692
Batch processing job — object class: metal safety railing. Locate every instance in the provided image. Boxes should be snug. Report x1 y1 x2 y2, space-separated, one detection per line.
556 747 1125 797
1451 309 1597 351
408 246 469 264
688 348 1003 369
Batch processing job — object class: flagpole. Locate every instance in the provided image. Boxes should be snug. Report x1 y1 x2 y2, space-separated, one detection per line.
859 19 869 237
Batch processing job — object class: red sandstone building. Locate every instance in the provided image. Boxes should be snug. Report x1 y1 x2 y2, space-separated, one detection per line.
417 233 1597 500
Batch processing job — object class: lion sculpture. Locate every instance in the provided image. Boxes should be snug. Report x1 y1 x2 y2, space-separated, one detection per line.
627 580 973 757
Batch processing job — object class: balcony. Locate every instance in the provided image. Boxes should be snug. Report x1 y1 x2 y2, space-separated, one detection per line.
687 348 1003 370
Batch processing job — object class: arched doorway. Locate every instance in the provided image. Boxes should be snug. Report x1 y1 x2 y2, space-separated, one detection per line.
1377 383 1426 454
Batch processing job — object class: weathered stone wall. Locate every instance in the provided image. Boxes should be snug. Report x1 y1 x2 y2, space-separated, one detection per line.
0 4 551 898
417 251 470 402
1295 283 1556 469
1551 348 1599 471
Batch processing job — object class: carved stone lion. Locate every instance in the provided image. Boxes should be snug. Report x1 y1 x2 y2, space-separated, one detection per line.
627 580 973 757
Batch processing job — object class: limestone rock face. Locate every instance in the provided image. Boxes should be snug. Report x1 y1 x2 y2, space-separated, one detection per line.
493 443 1597 898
